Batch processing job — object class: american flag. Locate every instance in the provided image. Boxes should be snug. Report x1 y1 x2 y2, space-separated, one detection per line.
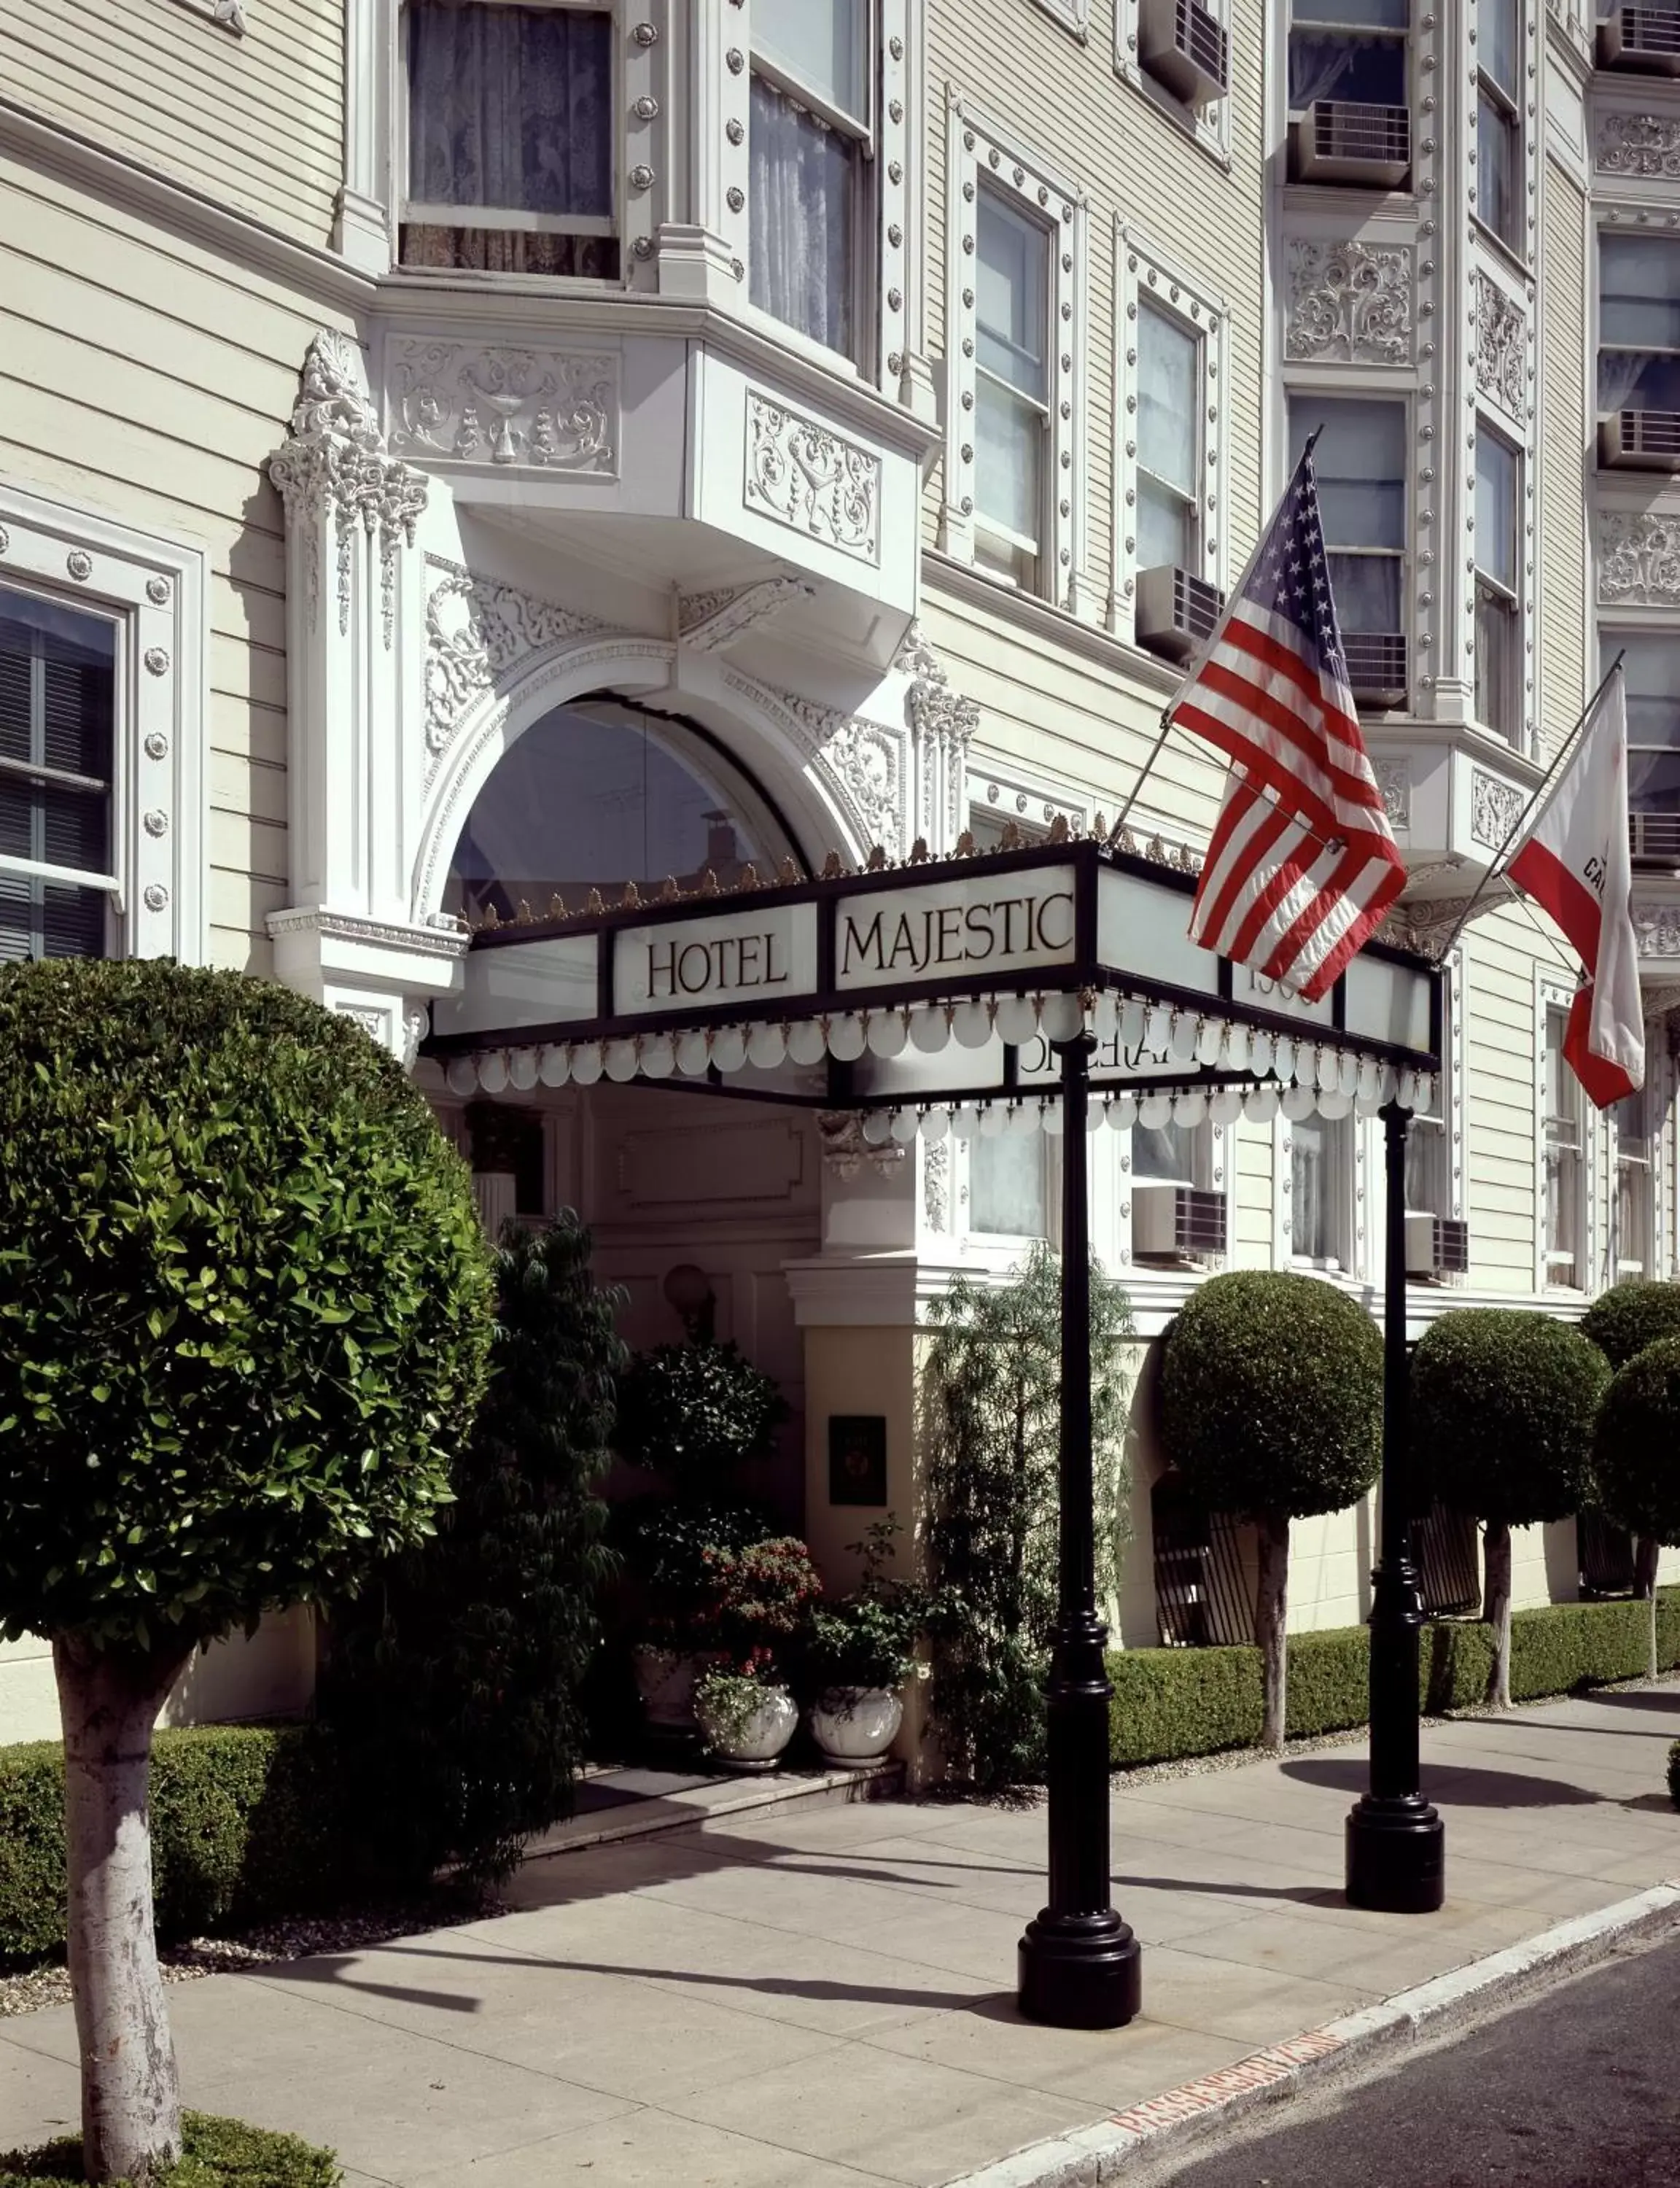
1173 445 1405 1002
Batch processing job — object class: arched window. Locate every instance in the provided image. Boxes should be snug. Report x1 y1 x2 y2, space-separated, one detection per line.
445 696 805 923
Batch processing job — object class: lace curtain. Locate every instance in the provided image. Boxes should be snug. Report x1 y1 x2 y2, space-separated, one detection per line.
1288 36 1357 106
749 77 854 354
407 3 612 217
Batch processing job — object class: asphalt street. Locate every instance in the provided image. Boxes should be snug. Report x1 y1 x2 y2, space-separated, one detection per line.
1164 1927 1680 2188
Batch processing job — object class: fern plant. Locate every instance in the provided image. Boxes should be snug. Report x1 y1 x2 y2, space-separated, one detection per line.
922 1244 1135 1792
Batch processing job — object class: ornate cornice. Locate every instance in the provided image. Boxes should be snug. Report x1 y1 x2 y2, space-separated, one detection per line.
677 574 813 652
423 556 607 780
265 906 469 960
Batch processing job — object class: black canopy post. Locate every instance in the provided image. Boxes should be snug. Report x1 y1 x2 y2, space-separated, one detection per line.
1018 1033 1142 2028
1345 1100 1445 1912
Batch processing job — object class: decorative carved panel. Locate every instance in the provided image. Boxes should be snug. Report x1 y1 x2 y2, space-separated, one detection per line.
1285 241 1413 365
1596 113 1680 179
1471 770 1525 850
1599 513 1680 605
387 341 618 474
1473 274 1525 419
423 556 606 778
744 393 880 562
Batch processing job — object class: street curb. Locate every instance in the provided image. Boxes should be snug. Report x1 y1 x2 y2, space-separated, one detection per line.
939 1880 1680 2188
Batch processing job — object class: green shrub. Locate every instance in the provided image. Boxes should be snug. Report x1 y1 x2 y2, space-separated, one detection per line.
614 1340 787 1489
1412 1311 1606 1526
1582 1279 1680 1369
0 2112 338 2187
1108 1645 1262 1765
0 1726 347 1968
1595 1338 1680 1545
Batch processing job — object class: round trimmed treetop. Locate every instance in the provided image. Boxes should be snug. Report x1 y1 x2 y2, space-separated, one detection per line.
1581 1280 1680 1370
1410 1308 1605 1527
0 960 494 1650
1595 1335 1680 1546
1159 1270 1382 1521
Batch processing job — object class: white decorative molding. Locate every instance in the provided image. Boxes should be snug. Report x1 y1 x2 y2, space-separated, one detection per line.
739 677 905 855
1030 0 1090 29
923 1139 952 1232
269 331 428 647
266 905 468 958
817 1111 906 1178
1376 761 1412 829
897 622 981 850
1599 512 1680 605
1285 240 1414 366
743 394 880 563
677 574 813 652
1471 769 1525 850
1385 895 1479 956
1473 273 1526 419
387 341 618 475
423 556 607 780
1634 902 1680 957
171 0 244 33
1595 112 1680 178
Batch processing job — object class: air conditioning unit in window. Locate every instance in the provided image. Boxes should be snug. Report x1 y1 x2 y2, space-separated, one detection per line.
1599 410 1680 470
1342 632 1409 708
1631 810 1680 864
1139 0 1230 102
1135 566 1224 664
1293 101 1412 188
1404 1212 1470 1279
1134 1185 1228 1260
1598 4 1680 71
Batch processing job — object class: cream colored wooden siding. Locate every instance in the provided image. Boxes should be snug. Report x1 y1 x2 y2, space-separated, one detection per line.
1539 160 1588 764
0 150 332 969
922 0 1266 618
1462 902 1544 1288
1233 1118 1273 1262
1 0 344 247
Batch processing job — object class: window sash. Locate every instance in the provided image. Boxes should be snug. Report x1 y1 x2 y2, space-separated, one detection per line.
1290 398 1407 551
1476 88 1520 249
1136 303 1199 499
970 1127 1051 1238
1291 1116 1347 1266
752 0 872 141
976 192 1051 403
974 374 1048 553
748 74 864 357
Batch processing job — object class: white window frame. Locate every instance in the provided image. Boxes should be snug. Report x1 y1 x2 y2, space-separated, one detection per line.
1472 414 1523 750
1113 0 1234 168
964 1116 1061 1248
1283 0 1412 135
1612 1066 1657 1281
1119 1096 1226 1266
1113 223 1228 638
1284 389 1410 654
0 486 206 968
940 90 1088 612
1032 0 1091 35
1277 1108 1358 1274
1595 225 1680 430
1537 974 1592 1291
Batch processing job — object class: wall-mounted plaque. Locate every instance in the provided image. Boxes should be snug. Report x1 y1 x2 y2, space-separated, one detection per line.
828 1414 888 1507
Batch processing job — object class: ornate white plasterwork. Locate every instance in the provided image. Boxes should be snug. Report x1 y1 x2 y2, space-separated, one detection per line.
1376 761 1411 829
743 393 879 563
1473 274 1526 420
736 675 904 855
269 330 428 647
1471 769 1525 850
1285 240 1414 366
1634 902 1680 958
387 341 618 474
423 556 608 781
677 574 813 652
1596 113 1680 179
1385 896 1481 958
897 621 980 847
817 1111 905 1178
1599 512 1680 605
923 1138 951 1232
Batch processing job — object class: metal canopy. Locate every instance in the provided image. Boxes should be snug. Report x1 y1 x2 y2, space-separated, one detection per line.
425 835 1443 1128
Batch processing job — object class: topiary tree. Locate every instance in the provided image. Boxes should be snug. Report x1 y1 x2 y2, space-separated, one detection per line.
1411 1310 1606 1707
1159 1271 1382 1751
0 959 494 2185
922 1244 1134 1792
323 1214 626 1890
1581 1278 1680 1369
1594 1336 1680 1678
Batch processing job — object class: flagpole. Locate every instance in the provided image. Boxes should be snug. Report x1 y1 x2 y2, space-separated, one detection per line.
1429 653 1625 966
1107 430 1325 850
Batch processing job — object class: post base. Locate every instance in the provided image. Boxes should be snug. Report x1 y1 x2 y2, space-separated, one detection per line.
1018 1911 1142 2028
1345 1795 1445 1913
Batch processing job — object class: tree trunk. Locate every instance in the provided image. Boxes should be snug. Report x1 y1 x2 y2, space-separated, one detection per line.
53 1634 193 2185
1482 1519 1513 1710
1636 1533 1661 1681
1255 1510 1290 1753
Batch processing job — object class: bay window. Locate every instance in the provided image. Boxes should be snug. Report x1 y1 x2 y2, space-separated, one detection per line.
1288 397 1406 638
0 586 115 963
1474 424 1520 747
1598 235 1680 417
401 1 618 279
1476 0 1521 251
1135 302 1201 574
1543 1001 1584 1286
974 190 1053 590
750 0 871 358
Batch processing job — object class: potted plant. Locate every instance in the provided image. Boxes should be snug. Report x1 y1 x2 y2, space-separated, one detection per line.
691 1536 822 1771
802 1518 935 1768
621 1499 771 1731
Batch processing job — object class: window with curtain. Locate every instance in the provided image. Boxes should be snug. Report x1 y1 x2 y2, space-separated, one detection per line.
1614 1082 1654 1279
1476 0 1520 251
0 585 115 964
1290 1114 1348 1265
1598 235 1680 415
1544 1004 1583 1284
402 1 618 278
970 1126 1051 1238
1404 1101 1450 1215
1288 0 1408 111
1288 397 1406 634
1474 425 1520 746
974 188 1052 592
1616 633 1680 831
1135 303 1200 575
750 0 869 358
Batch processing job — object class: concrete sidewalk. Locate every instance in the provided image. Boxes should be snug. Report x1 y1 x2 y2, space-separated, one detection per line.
4 1689 1679 2188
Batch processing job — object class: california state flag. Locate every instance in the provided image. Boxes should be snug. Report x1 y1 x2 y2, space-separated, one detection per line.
1506 667 1644 1109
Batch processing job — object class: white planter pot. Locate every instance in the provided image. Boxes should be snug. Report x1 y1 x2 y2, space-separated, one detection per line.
695 1684 798 1772
631 1645 712 1731
809 1686 903 1768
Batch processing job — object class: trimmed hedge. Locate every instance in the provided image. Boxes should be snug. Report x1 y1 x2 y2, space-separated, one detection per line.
1107 1589 1680 1767
0 2112 338 2187
0 1725 348 1967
